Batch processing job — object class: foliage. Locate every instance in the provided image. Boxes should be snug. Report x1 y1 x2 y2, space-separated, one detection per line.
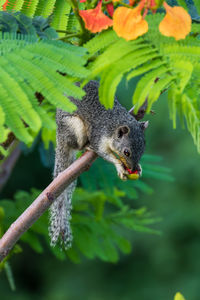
0 0 199 294
0 154 172 272
0 12 89 148
83 14 200 152
192 0 200 16
0 0 79 35
0 2 200 153
2 91 199 300
0 10 57 38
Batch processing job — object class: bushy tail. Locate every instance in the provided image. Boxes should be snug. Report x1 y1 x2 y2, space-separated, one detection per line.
49 139 76 249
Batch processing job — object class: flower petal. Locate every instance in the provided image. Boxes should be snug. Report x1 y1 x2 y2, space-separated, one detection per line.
79 1 113 33
113 6 148 41
159 2 191 40
3 0 8 10
129 0 135 5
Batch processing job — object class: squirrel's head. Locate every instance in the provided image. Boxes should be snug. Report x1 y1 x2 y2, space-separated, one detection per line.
112 121 148 174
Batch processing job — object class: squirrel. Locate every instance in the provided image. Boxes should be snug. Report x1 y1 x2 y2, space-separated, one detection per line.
49 80 148 248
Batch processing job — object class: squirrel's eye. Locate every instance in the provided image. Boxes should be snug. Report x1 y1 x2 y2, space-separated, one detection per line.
124 149 130 157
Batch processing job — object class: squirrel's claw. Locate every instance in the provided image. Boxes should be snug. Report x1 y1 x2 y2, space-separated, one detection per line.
116 164 128 181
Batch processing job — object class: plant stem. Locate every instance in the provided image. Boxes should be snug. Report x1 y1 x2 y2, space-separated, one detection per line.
0 143 21 192
56 29 75 34
57 33 82 41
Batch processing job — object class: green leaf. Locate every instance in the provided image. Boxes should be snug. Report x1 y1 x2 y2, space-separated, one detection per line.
21 231 44 253
100 237 119 262
193 0 200 15
84 29 119 55
89 39 149 79
35 0 57 18
51 0 71 37
147 74 174 111
176 0 188 10
173 60 193 92
112 235 131 255
66 247 81 264
99 49 158 108
127 58 165 81
0 32 90 146
4 262 16 291
21 0 40 17
50 245 67 260
0 61 41 132
132 65 169 112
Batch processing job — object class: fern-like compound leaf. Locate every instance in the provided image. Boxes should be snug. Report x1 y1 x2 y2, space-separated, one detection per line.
51 0 71 37
99 49 159 109
86 21 200 151
84 29 119 56
133 66 169 111
0 32 89 145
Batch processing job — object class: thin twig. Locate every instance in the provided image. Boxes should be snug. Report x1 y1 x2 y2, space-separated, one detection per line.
56 33 82 41
0 143 21 192
56 29 75 34
0 150 97 262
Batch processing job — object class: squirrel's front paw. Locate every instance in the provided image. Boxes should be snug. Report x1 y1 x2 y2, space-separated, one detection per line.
116 164 128 181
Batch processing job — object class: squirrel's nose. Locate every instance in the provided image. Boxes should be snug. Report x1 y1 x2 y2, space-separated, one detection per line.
132 164 142 176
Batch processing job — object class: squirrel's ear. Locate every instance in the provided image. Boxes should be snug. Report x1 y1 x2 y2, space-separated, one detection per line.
117 125 130 138
140 121 149 130
129 99 148 121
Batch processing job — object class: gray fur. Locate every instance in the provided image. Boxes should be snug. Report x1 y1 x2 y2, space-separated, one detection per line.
49 80 146 248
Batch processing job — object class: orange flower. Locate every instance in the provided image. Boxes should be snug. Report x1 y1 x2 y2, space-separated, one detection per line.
159 2 191 40
79 0 113 33
129 0 135 6
2 0 8 10
113 5 148 41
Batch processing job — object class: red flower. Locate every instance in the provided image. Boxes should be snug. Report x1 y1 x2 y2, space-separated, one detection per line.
79 0 113 33
3 0 8 10
105 1 114 17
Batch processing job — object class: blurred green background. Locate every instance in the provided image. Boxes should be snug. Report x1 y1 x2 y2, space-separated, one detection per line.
0 80 200 300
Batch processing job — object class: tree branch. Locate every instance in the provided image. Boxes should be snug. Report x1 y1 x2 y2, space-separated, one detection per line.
0 150 97 262
0 104 149 262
